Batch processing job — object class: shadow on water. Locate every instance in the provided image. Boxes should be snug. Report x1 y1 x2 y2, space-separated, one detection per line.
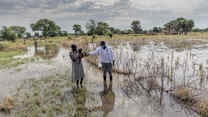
13 44 59 60
90 81 115 117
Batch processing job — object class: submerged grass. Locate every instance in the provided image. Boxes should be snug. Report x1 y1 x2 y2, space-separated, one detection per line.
11 73 75 117
0 51 24 68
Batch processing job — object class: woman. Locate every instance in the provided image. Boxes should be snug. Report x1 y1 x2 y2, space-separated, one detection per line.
70 44 85 88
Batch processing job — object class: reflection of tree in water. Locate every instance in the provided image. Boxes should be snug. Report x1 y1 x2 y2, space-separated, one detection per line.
35 44 59 59
72 87 88 117
91 82 115 117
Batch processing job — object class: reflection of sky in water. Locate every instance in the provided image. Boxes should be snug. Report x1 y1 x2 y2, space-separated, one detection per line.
115 41 208 88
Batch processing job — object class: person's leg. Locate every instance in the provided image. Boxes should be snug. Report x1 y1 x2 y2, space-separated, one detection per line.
108 63 113 81
108 71 113 90
76 80 79 88
109 71 113 81
103 71 107 81
80 77 83 88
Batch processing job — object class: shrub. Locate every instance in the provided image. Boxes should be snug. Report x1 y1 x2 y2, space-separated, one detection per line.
67 36 72 40
0 43 5 51
198 100 208 117
175 87 193 101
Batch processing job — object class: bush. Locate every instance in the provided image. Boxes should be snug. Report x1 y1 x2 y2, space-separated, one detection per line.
1 26 17 41
198 100 208 117
67 36 72 40
175 87 193 101
0 43 5 51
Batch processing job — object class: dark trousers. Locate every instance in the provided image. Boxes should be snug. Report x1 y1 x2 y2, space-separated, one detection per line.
101 63 113 81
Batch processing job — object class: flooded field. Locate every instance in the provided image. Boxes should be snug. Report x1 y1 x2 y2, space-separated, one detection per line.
1 39 208 117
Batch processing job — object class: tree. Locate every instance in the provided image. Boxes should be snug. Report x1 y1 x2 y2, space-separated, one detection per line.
121 29 133 34
109 27 122 34
152 27 163 33
58 31 68 36
86 19 96 35
9 26 26 38
131 20 142 34
164 18 194 35
73 24 84 35
0 26 17 41
31 19 61 37
95 22 109 35
26 32 31 38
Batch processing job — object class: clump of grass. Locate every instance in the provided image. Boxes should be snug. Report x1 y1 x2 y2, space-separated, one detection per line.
67 36 72 40
174 87 193 101
197 100 208 117
0 43 6 51
0 96 14 113
11 73 74 117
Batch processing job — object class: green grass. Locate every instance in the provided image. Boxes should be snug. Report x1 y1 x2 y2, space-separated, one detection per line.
12 73 76 117
0 51 23 66
0 50 39 69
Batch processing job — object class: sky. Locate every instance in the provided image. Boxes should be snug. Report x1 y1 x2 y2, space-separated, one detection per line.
0 0 208 32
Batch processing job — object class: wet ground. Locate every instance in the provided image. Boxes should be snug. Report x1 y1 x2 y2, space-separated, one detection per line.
0 40 204 117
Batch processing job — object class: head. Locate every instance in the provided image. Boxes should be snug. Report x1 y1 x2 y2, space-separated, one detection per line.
100 41 106 49
71 44 77 52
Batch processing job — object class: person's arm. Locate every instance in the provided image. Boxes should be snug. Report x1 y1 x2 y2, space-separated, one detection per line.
89 48 100 55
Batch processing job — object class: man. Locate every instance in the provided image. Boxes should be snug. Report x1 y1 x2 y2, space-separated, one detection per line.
89 41 115 84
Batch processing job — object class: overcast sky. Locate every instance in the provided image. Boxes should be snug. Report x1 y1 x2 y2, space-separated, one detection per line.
0 0 208 32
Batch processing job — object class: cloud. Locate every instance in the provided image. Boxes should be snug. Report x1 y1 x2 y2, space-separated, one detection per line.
0 0 208 32
129 0 205 14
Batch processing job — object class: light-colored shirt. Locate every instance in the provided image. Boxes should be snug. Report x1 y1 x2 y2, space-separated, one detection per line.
90 46 115 63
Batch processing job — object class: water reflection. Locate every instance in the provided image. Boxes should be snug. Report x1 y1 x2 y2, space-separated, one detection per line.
71 87 88 117
91 81 115 117
13 44 59 60
35 44 59 59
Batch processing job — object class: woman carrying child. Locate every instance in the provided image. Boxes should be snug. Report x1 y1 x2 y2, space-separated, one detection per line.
70 44 87 88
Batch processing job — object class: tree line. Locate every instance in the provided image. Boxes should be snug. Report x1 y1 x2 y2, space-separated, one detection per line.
0 17 207 41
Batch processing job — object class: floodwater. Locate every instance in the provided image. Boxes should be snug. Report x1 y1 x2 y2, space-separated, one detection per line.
1 40 206 117
114 40 208 91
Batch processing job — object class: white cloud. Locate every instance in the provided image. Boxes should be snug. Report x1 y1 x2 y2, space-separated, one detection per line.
81 0 119 6
130 0 204 13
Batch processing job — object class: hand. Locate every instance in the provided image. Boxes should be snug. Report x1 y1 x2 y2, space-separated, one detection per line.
84 52 90 56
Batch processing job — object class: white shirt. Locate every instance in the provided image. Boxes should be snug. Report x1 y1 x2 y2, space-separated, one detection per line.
90 46 115 63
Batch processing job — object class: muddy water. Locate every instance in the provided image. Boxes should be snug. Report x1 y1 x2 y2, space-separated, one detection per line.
0 42 201 117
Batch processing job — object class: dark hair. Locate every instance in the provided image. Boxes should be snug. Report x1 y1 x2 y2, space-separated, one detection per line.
100 41 107 49
71 44 77 52
100 41 106 46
